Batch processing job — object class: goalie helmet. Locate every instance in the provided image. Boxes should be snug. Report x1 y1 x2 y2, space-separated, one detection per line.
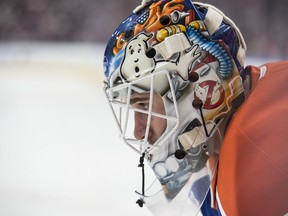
103 0 246 215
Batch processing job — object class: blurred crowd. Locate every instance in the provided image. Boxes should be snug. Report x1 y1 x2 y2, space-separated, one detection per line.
0 0 287 58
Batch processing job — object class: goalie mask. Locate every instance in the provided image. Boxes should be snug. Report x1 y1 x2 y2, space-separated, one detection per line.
103 0 246 215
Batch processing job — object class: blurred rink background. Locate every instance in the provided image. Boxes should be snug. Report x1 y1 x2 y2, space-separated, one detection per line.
0 0 286 216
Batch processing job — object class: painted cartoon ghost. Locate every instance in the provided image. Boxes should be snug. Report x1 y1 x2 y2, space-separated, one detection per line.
120 34 156 82
120 32 201 94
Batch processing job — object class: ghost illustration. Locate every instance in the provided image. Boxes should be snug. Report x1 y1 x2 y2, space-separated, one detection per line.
120 32 201 94
120 34 156 82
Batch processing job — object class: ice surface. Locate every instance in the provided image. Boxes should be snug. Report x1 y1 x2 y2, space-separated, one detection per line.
0 43 152 216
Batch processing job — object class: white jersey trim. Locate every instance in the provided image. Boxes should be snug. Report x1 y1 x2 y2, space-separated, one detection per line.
216 188 227 216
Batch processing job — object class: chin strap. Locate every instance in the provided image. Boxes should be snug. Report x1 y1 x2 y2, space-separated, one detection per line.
136 152 146 207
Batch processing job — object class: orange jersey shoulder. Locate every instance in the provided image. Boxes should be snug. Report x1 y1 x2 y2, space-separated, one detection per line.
217 61 288 216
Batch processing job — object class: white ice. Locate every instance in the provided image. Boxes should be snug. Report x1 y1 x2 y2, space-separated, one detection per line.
0 42 153 216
